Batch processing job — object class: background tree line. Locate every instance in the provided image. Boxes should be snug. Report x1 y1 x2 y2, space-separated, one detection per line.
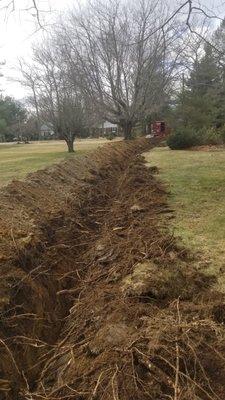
18 0 196 152
3 0 223 151
0 95 45 143
168 20 225 149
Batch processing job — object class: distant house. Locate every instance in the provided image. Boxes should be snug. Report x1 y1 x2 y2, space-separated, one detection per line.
99 121 118 136
40 123 55 139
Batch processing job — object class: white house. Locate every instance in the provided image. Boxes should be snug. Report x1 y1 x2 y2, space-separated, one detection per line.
40 124 55 139
100 121 118 135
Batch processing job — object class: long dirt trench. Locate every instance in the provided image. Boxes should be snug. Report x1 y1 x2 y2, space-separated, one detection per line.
1 139 225 400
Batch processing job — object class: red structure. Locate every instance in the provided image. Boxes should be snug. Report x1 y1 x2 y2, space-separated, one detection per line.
151 121 169 138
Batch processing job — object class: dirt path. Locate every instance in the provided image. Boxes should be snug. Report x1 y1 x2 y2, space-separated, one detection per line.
1 139 225 400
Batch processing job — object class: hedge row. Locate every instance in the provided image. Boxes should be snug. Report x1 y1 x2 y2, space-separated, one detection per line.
167 127 225 150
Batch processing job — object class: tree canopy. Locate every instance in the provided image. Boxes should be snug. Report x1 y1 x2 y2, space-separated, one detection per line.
170 19 225 134
0 96 27 142
17 1 225 147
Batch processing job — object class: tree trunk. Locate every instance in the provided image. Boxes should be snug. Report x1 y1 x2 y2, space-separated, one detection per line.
66 139 75 153
122 122 133 140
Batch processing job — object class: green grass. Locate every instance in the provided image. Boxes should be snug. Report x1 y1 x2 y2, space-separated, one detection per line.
0 139 109 187
145 147 225 289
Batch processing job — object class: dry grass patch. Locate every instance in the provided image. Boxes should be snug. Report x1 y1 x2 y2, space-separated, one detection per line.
0 139 110 187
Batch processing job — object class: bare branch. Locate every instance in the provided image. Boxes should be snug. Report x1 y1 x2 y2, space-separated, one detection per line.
0 0 51 28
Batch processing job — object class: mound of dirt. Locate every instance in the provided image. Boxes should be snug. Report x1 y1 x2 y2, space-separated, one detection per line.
121 260 214 300
0 139 152 397
0 138 225 400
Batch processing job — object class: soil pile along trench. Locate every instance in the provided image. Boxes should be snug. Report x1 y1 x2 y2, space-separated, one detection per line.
1 139 225 399
0 139 153 397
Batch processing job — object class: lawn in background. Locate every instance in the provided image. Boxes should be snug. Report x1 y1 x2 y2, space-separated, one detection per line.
145 147 225 289
0 139 109 187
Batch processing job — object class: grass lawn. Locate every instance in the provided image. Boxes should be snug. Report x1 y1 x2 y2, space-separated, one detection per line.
145 147 225 289
0 139 109 187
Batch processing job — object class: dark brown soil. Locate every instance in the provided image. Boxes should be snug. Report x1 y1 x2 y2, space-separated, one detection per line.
0 139 225 400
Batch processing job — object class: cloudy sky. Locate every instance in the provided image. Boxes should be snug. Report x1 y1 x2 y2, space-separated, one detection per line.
0 0 225 99
0 0 73 98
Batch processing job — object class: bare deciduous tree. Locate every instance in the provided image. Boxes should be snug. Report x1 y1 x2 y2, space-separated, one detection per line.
17 60 42 138
18 0 224 142
20 42 86 152
0 0 50 27
54 0 185 139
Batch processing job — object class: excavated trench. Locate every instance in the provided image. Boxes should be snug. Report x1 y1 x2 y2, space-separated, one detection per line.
1 139 225 400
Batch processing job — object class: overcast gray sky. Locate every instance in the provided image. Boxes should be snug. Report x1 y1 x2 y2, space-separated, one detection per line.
0 0 73 98
0 0 225 100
